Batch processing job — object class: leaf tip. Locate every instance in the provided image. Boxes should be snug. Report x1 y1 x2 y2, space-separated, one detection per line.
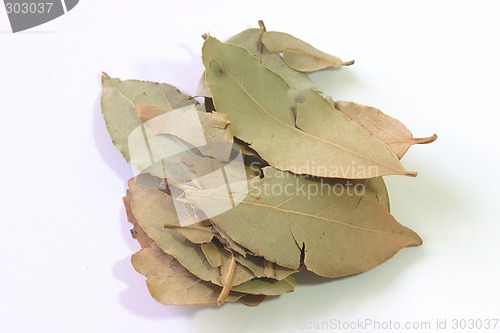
101 71 111 82
408 231 423 247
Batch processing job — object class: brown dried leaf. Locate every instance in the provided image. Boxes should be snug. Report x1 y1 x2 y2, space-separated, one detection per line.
334 101 437 159
132 245 244 306
128 178 271 298
128 177 221 284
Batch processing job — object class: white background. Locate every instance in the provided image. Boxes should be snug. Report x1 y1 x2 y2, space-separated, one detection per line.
1 1 499 332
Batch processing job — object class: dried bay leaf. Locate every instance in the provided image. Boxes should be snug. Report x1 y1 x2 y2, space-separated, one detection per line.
132 244 245 305
294 90 415 178
261 31 354 72
226 28 315 104
127 201 252 305
201 167 421 277
100 73 198 162
101 74 234 181
202 37 413 178
196 27 315 104
334 101 438 159
128 178 282 297
128 177 222 284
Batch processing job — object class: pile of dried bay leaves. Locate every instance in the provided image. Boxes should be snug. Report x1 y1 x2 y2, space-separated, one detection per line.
101 21 436 306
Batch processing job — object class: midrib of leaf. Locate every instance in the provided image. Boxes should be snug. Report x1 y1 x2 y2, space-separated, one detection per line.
209 193 397 236
211 57 409 176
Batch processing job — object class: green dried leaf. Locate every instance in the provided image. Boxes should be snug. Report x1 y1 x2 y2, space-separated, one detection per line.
227 28 315 104
202 37 414 178
197 27 315 105
100 73 197 162
199 167 421 277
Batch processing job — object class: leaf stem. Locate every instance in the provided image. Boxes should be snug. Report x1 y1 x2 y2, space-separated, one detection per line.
258 20 266 32
217 255 236 305
412 133 438 144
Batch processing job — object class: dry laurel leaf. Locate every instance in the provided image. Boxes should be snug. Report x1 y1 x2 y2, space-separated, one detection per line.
132 244 246 306
261 30 354 72
202 37 414 178
193 166 421 277
334 101 437 159
100 73 198 162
